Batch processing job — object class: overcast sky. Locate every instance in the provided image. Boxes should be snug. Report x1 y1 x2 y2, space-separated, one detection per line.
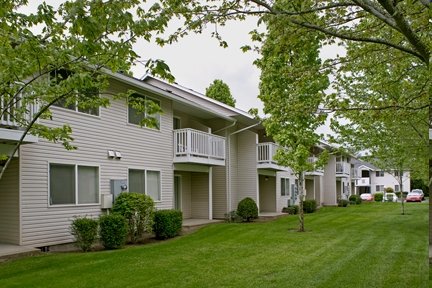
21 2 341 134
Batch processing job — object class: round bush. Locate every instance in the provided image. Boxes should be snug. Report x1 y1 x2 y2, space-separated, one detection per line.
153 209 183 240
349 195 362 204
113 192 155 243
237 197 258 222
99 214 128 249
70 216 99 252
337 199 349 207
374 192 383 202
303 200 317 213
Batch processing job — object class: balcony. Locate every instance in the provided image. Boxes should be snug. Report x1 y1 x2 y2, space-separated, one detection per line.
305 155 324 176
256 142 288 171
355 178 370 186
335 162 350 177
173 128 225 166
0 95 38 144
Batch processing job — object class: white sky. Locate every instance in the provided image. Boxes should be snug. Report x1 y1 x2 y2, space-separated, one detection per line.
20 2 342 134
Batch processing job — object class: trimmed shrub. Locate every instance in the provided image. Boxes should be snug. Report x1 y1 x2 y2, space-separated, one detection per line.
224 210 243 223
282 207 296 215
99 214 128 249
303 200 317 213
374 192 384 202
153 209 183 239
349 200 356 205
113 192 156 243
291 205 299 214
385 187 394 193
70 216 99 252
338 199 349 207
386 194 394 202
349 195 362 204
237 197 259 222
395 192 408 199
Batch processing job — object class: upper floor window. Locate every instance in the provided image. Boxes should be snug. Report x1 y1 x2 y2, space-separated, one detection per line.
50 69 100 116
128 94 161 130
376 171 384 177
49 163 99 205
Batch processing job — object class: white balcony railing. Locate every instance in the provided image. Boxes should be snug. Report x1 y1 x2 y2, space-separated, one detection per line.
257 142 279 164
0 93 38 127
355 178 370 186
173 128 225 163
336 162 351 176
306 155 324 174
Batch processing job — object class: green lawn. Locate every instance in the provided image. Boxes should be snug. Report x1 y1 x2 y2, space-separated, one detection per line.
0 202 428 288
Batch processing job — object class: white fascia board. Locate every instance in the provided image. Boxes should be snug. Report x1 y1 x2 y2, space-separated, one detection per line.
103 69 236 123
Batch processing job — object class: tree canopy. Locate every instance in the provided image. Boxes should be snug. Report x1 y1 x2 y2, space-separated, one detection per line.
0 0 173 179
205 79 236 107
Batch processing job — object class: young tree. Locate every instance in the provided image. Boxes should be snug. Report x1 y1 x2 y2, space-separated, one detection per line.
0 0 173 179
255 8 329 232
205 79 236 107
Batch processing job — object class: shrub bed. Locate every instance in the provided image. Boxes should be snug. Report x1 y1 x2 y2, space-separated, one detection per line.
237 197 258 222
70 216 99 252
153 209 183 239
99 214 128 249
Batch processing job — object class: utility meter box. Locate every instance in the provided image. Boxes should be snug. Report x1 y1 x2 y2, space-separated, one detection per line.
110 179 128 203
101 194 113 209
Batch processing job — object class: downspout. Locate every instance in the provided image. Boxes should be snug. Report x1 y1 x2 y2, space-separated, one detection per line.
226 122 261 212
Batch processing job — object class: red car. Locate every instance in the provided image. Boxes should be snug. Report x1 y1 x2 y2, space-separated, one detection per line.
406 191 423 202
360 193 374 201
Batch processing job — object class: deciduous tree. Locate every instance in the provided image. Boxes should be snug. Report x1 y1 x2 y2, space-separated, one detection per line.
205 79 236 107
0 0 173 179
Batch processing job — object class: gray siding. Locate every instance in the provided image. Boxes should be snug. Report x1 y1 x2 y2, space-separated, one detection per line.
0 157 20 244
191 172 209 219
237 131 258 206
19 79 174 247
323 156 337 205
276 171 292 212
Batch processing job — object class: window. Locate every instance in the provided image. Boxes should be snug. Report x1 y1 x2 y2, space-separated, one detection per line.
376 171 384 177
394 185 400 192
50 69 100 116
49 163 99 205
376 185 384 192
394 170 402 177
281 178 290 196
128 94 161 130
128 169 161 201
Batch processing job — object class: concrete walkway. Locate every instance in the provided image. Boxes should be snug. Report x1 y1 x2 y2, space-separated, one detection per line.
182 219 223 229
0 243 40 260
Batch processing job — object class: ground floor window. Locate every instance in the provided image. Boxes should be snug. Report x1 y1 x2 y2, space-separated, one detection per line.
394 185 400 192
281 178 290 196
376 185 384 192
128 169 161 201
49 163 99 205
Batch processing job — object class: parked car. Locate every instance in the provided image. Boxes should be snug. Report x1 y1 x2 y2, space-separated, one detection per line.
410 189 424 200
360 193 374 201
383 193 398 202
406 191 423 202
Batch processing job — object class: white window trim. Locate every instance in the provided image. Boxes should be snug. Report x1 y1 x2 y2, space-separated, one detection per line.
127 168 162 202
280 178 290 197
48 162 100 207
127 94 161 131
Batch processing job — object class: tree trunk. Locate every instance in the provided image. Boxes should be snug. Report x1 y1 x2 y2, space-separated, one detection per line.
298 171 305 232
399 171 405 215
